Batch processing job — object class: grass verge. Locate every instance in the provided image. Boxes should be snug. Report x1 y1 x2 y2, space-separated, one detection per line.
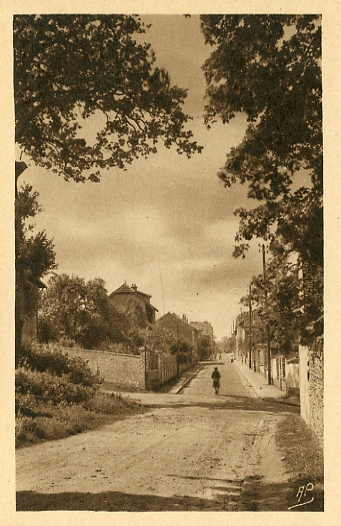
16 391 148 449
276 414 323 481
275 414 324 511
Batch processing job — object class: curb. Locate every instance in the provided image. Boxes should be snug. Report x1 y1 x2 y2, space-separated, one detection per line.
233 363 260 399
234 363 300 407
173 364 206 394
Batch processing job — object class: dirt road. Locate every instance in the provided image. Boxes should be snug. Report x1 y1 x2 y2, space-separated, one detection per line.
17 362 300 511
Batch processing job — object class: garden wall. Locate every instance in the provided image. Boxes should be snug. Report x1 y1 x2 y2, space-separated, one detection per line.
299 341 324 447
59 347 188 391
59 347 145 389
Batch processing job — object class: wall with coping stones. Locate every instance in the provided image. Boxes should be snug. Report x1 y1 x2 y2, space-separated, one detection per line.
59 346 186 391
59 347 145 389
299 341 324 447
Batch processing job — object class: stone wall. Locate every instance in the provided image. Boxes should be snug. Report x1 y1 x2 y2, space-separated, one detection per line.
59 347 146 389
299 341 324 447
59 346 185 391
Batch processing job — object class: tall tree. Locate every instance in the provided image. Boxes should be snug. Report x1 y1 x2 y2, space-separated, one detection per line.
245 246 302 355
38 274 129 348
14 15 202 182
15 184 57 362
201 15 322 342
14 15 203 354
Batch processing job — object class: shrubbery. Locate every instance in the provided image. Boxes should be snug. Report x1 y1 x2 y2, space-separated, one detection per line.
16 368 99 405
38 274 131 350
19 342 100 386
15 391 146 447
16 342 102 413
15 342 146 447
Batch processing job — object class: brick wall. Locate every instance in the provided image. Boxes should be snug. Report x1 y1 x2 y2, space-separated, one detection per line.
59 347 146 389
299 342 324 447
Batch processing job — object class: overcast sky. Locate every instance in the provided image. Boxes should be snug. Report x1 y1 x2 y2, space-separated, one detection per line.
19 15 265 340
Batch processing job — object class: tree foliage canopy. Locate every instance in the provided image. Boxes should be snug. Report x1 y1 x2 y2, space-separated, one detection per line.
15 183 57 360
201 15 323 343
201 15 322 265
39 274 129 348
14 14 202 182
16 183 57 290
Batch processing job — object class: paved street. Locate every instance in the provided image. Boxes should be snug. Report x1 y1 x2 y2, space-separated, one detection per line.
183 354 254 399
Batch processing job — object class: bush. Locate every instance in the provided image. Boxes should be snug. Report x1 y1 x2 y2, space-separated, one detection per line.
177 352 189 364
19 342 100 386
58 335 76 348
15 342 147 448
16 342 102 411
16 404 101 445
16 368 99 405
38 318 58 343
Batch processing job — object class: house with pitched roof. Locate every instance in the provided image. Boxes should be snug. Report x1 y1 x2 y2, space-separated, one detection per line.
155 312 198 352
190 321 214 348
109 282 158 329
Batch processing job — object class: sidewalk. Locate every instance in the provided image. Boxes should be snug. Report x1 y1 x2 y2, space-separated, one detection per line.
233 359 300 406
168 363 206 394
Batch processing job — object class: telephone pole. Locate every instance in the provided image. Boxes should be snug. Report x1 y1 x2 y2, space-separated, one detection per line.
248 283 252 369
262 244 272 385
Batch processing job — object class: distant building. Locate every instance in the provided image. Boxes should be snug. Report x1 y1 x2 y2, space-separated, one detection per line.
156 312 198 351
190 321 214 347
109 282 158 329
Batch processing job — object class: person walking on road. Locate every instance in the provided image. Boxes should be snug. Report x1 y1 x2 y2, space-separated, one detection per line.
211 366 221 395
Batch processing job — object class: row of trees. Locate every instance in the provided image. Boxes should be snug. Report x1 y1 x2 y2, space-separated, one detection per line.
40 275 211 368
38 275 204 365
201 15 323 349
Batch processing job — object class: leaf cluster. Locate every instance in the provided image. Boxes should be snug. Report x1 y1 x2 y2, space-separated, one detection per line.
16 184 57 282
201 15 323 343
14 15 202 181
39 273 129 348
141 325 178 353
197 333 214 360
201 15 322 259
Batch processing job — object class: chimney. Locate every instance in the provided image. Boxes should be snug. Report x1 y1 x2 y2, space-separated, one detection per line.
131 284 137 291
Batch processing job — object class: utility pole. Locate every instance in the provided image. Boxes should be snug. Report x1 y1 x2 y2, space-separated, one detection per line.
262 244 272 385
248 283 252 369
